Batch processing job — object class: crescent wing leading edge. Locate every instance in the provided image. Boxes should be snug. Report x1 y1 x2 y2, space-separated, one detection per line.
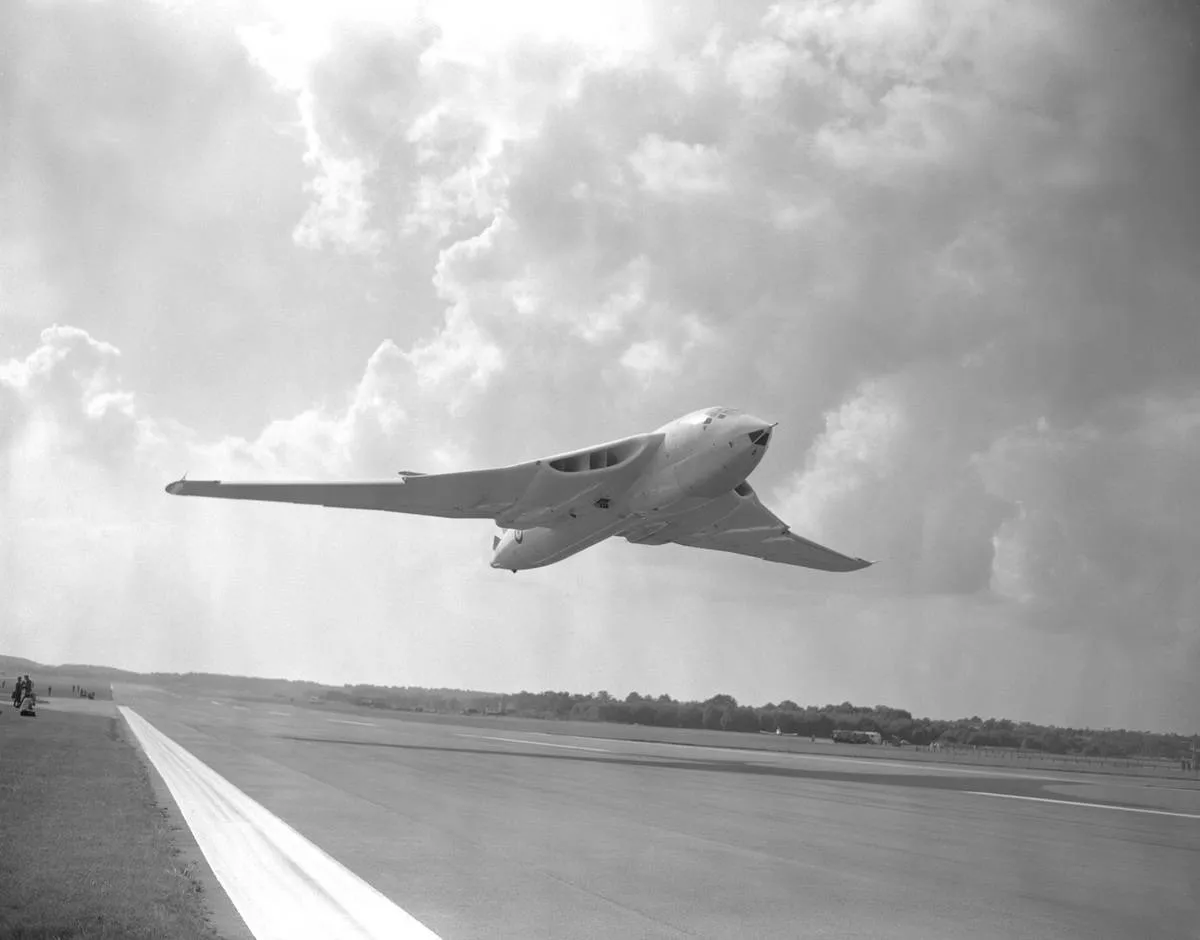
652 483 872 572
164 464 541 520
164 431 665 526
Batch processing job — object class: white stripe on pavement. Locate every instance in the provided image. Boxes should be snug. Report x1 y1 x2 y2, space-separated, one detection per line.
119 707 441 940
457 732 609 753
969 790 1200 820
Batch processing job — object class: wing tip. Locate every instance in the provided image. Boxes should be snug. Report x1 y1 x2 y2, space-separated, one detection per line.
166 477 219 496
821 555 874 572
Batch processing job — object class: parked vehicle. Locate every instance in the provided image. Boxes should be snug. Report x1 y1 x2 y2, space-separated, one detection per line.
831 729 881 745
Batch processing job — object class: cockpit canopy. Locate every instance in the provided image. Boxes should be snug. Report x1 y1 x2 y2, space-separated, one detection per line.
679 407 740 428
548 437 644 473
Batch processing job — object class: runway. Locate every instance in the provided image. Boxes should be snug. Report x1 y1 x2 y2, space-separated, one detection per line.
112 685 1200 940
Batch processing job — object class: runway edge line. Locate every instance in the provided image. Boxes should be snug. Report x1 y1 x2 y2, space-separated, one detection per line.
118 706 443 940
968 790 1200 820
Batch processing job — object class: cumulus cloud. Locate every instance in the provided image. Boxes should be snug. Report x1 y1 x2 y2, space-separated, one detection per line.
1 326 142 464
775 369 1016 597
239 27 389 255
4 0 1199 731
629 134 729 196
0 323 491 678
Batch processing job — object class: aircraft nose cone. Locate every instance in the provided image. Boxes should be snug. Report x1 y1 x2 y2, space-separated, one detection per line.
743 414 776 448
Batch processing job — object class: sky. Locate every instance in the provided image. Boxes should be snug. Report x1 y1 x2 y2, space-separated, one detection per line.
2 0 1198 734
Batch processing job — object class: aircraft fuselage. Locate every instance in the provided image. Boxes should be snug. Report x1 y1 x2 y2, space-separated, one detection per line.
490 407 774 571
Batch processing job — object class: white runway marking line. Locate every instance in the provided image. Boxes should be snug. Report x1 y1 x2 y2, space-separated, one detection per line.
969 791 1200 820
119 707 442 940
327 718 377 727
268 711 290 717
458 733 610 753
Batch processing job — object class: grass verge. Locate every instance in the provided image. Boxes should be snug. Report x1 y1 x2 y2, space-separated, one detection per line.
0 708 226 939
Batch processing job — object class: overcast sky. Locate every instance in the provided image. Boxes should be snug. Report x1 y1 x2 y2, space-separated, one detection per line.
3 0 1198 734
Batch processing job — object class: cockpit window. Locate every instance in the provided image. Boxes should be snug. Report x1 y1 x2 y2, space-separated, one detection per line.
684 407 735 426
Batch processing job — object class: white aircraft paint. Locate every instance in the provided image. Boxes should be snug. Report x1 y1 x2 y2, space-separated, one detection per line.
166 406 873 574
969 790 1200 820
119 707 443 940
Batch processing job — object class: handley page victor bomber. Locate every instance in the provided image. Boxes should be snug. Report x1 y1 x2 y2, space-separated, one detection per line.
165 407 872 574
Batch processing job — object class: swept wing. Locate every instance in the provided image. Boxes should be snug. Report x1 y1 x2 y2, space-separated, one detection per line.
625 482 872 572
164 467 538 520
165 432 662 529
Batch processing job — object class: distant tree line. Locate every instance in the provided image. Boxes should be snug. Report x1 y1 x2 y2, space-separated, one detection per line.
9 657 1192 760
320 685 1198 761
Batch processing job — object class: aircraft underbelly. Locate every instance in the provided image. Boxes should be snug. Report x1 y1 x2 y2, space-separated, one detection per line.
519 514 627 568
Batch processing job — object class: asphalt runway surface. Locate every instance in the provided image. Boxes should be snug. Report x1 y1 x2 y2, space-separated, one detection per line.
107 685 1199 940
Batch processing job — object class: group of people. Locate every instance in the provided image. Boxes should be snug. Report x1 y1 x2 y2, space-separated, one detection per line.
9 674 35 709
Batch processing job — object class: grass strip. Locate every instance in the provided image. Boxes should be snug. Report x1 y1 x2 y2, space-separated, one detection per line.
0 708 228 939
